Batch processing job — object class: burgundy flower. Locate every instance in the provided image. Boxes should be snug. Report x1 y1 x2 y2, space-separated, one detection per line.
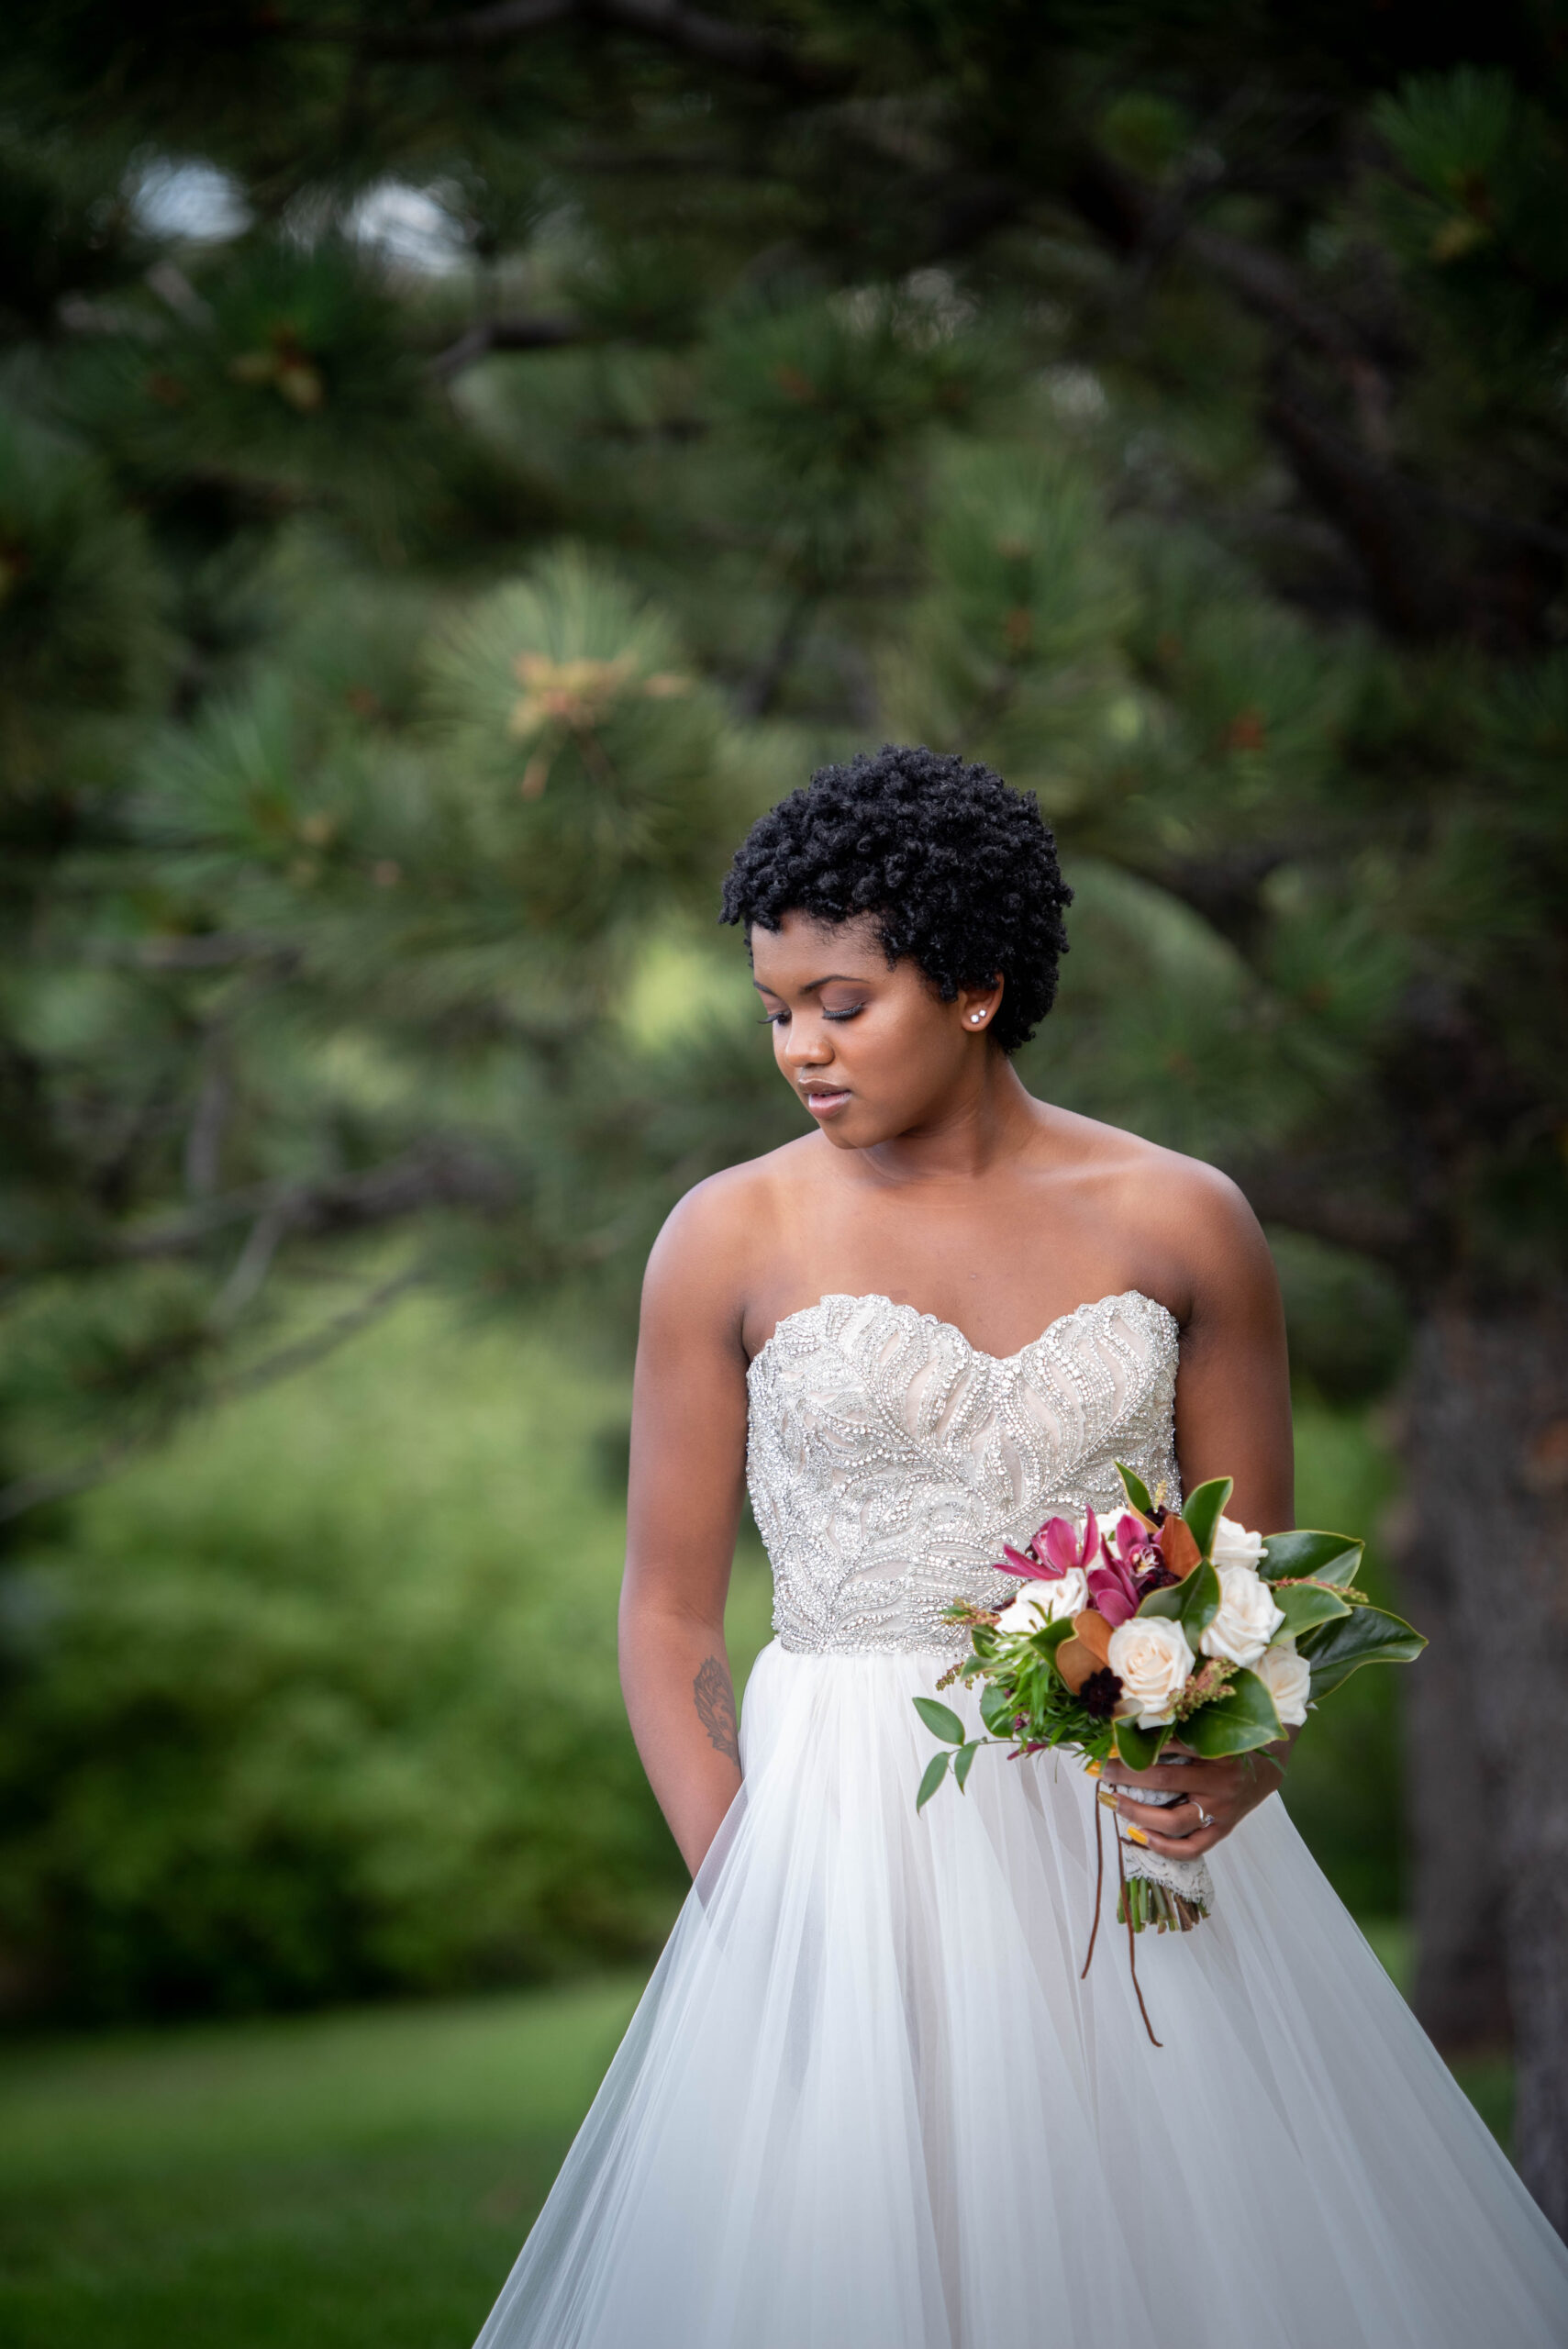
1078 1667 1123 1719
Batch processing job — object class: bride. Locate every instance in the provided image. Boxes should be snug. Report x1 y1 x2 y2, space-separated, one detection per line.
476 746 1568 2347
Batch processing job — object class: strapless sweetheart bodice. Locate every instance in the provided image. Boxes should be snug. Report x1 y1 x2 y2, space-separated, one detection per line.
745 1289 1181 1655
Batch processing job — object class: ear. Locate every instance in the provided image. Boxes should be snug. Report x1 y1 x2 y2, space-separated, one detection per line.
956 975 1005 1035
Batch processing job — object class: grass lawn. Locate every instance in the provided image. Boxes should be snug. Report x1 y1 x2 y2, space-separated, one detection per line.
0 1949 1513 2349
0 1976 644 2349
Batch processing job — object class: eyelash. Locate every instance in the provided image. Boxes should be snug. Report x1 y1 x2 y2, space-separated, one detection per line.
759 1007 864 1026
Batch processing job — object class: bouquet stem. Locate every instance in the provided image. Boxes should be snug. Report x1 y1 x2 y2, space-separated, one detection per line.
1113 1823 1162 2049
1080 1786 1106 1982
1116 1878 1207 1933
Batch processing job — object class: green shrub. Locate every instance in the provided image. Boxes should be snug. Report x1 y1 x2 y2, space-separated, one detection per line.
0 1297 705 2023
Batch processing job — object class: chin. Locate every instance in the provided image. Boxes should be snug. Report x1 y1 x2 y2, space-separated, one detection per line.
819 1107 901 1149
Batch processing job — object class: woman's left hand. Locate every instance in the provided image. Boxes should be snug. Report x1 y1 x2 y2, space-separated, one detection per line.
1101 1738 1292 1857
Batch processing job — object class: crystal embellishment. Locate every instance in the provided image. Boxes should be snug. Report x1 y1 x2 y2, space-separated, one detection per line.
746 1290 1182 1657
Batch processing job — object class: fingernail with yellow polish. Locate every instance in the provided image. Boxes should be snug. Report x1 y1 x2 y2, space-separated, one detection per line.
1083 1760 1102 1778
1097 1787 1120 1810
1125 1827 1150 1848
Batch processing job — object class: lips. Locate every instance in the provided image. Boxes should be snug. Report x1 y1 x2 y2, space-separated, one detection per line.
802 1087 851 1119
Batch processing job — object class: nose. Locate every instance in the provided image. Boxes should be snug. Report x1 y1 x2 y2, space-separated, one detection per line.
779 1011 832 1071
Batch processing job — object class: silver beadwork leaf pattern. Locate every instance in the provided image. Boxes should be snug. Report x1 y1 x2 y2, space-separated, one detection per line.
746 1291 1182 1656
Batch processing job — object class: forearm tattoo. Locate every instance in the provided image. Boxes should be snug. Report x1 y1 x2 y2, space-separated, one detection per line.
693 1654 740 1765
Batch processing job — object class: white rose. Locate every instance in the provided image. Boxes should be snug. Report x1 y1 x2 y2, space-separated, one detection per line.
1209 1514 1265 1573
997 1566 1088 1633
1106 1616 1195 1729
1200 1564 1285 1670
1254 1640 1311 1728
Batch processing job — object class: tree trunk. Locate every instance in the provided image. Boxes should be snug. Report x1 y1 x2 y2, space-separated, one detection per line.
1399 1294 1568 2238
1385 1476 1512 2049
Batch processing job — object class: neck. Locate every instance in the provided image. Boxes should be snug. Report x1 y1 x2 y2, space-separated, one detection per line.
855 1056 1040 1185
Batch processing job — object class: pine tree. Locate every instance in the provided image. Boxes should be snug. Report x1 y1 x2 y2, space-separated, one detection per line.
3 0 1566 2221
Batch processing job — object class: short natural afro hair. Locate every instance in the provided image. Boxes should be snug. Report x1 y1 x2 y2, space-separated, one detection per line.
718 744 1072 1053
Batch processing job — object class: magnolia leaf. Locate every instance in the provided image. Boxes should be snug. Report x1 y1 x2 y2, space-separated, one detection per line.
1072 1608 1115 1667
1138 1584 1185 1620
1115 1461 1156 1520
1178 1558 1220 1644
953 1740 981 1792
1033 1615 1075 1659
1274 1582 1352 1640
1259 1529 1363 1586
1183 1476 1233 1561
1160 1515 1202 1579
916 1750 951 1809
1054 1635 1097 1694
1298 1605 1426 1698
1112 1717 1170 1773
1181 1667 1282 1757
913 1697 966 1746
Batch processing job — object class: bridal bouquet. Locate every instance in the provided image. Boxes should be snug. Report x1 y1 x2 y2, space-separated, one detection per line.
914 1465 1422 1987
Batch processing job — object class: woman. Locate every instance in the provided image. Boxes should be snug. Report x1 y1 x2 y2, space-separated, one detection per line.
476 747 1568 2348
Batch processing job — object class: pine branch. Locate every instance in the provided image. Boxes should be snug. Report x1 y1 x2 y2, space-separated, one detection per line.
427 313 589 380
209 1199 292 1328
118 1144 517 1263
0 1261 428 1529
183 1059 231 1199
1067 148 1378 370
1264 373 1460 638
1235 1158 1418 1267
735 591 816 718
130 934 298 972
1066 150 1564 642
1264 376 1564 640
288 0 851 93
217 1259 429 1398
0 1434 147 1528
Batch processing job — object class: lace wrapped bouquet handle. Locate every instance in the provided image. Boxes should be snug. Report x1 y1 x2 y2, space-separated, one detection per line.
914 1464 1425 2032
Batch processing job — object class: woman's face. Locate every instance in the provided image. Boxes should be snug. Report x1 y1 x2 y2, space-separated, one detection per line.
749 911 1002 1150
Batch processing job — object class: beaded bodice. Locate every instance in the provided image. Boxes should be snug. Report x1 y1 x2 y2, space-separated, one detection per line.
746 1290 1181 1656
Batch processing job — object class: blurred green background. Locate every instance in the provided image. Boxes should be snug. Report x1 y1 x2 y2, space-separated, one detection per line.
5 0 1567 2334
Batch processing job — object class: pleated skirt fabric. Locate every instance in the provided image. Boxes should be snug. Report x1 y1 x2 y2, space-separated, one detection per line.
474 1641 1568 2349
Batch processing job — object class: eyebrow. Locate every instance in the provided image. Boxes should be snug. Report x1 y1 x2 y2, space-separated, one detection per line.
751 973 873 996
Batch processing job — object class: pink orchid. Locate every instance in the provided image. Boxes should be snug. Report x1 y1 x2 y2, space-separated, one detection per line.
1086 1552 1141 1628
1102 1507 1182 1601
995 1508 1099 1582
1105 1509 1158 1570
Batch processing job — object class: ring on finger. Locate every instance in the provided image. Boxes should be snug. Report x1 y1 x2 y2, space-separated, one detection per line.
1195 1804 1214 1830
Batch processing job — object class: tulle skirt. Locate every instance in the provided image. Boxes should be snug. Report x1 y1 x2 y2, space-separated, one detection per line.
475 1642 1568 2348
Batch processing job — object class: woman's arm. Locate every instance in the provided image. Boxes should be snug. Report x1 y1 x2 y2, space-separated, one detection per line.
1171 1165 1295 1538
618 1181 754 1876
1109 1167 1297 1854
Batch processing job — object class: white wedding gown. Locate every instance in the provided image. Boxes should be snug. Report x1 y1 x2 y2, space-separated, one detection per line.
476 1291 1568 2348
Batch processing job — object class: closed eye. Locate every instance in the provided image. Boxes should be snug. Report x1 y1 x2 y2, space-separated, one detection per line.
756 1003 866 1026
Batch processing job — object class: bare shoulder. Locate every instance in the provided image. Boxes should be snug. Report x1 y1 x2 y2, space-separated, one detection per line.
1046 1108 1276 1328
1130 1141 1276 1331
1136 1141 1266 1259
640 1135 817 1341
